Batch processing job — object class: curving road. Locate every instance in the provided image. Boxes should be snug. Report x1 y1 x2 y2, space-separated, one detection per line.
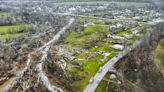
84 39 142 92
84 19 164 92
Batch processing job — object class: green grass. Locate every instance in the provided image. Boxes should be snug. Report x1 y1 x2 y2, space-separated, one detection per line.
158 51 164 64
95 73 115 92
0 24 31 34
79 17 98 22
116 30 132 37
85 25 108 32
65 24 109 47
65 24 119 91
95 80 108 92
128 34 142 42
66 15 154 91
160 42 164 49
159 42 164 64
160 54 164 64
71 53 116 91
0 12 11 16
0 24 32 39
89 43 119 52
103 38 117 43
0 33 25 39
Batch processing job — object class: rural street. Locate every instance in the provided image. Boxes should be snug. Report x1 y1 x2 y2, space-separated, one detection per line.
84 39 142 92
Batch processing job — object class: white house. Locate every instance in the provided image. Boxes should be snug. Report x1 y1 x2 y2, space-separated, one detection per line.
110 44 124 50
84 22 95 27
107 34 125 40
132 30 139 35
124 34 133 39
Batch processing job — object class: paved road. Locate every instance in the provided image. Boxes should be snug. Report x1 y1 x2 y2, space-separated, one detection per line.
84 39 142 92
84 19 164 92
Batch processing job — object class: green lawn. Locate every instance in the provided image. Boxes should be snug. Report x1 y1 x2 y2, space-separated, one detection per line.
0 12 11 16
128 34 142 42
89 43 119 52
65 24 109 47
116 30 132 37
65 24 119 91
95 80 108 92
160 42 164 49
0 24 32 39
72 53 116 91
65 15 154 92
79 16 99 22
103 38 117 43
0 33 25 39
159 52 164 64
95 74 115 92
159 42 164 64
95 80 115 92
0 24 31 34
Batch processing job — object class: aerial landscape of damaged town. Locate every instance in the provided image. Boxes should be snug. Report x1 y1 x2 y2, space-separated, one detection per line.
0 0 164 92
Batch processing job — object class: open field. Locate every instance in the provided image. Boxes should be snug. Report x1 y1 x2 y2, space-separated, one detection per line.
157 40 164 64
95 74 114 92
0 24 32 39
0 12 11 16
0 33 25 39
64 14 151 91
64 23 120 91
0 24 31 34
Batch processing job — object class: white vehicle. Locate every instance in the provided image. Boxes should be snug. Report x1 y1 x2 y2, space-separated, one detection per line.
98 67 103 73
89 78 94 84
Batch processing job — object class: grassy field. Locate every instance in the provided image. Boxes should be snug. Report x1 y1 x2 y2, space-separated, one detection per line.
67 23 150 91
158 41 164 64
160 42 164 49
0 24 32 39
95 80 115 92
64 17 151 91
0 24 31 34
65 24 120 91
0 33 25 39
71 53 116 91
95 80 108 92
0 12 31 39
95 74 115 92
0 12 11 17
65 24 109 48
89 43 119 52
116 30 132 37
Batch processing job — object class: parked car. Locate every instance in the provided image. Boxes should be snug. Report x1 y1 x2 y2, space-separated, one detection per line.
89 77 94 84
